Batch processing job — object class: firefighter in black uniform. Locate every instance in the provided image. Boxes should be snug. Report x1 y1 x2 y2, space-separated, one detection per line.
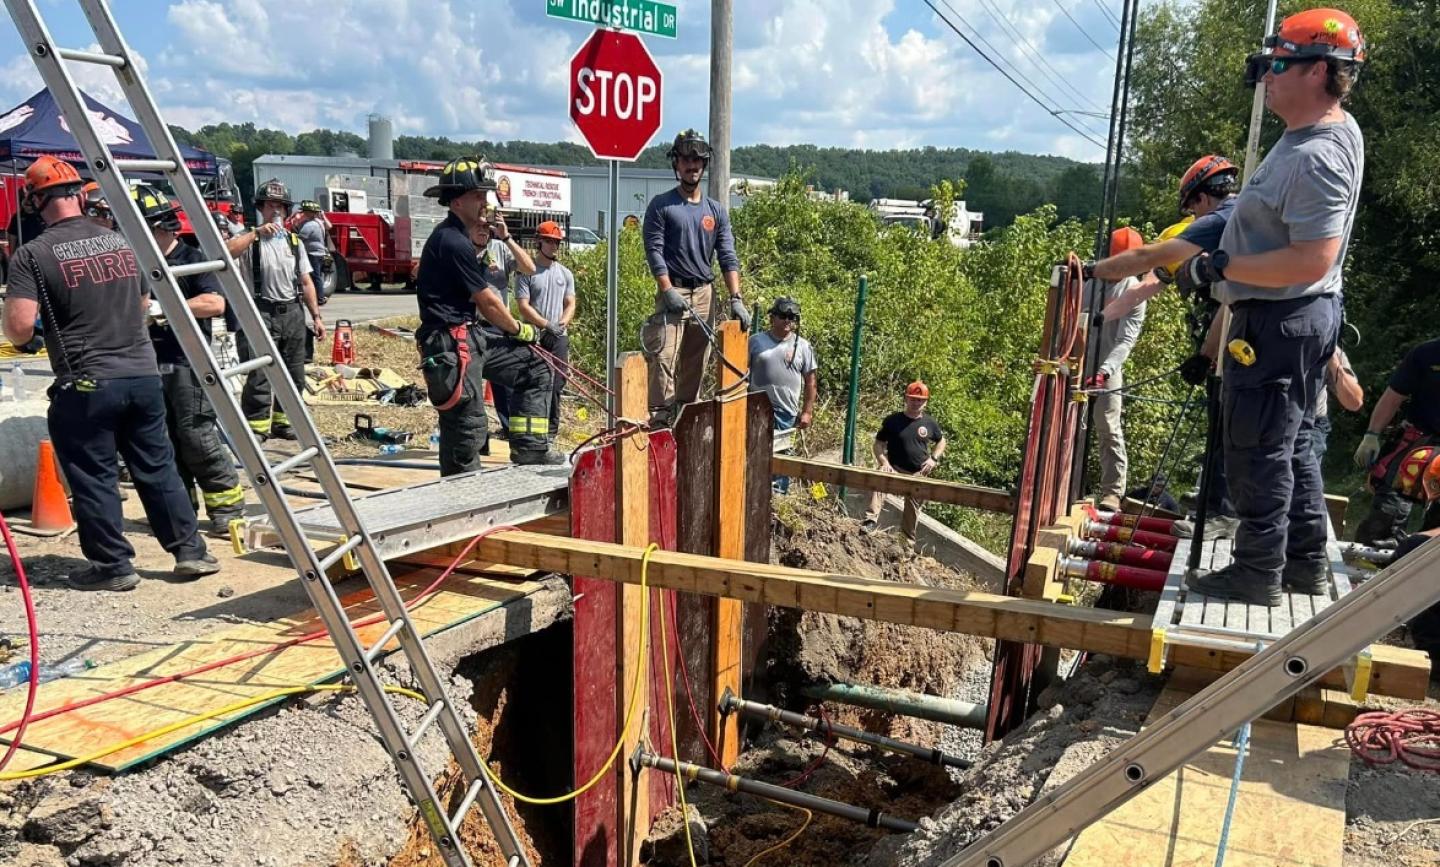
132 184 246 537
414 157 563 473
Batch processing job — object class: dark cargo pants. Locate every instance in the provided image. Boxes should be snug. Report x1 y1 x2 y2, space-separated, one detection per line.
430 325 553 476
1221 294 1339 582
161 364 244 522
236 301 308 437
47 376 207 577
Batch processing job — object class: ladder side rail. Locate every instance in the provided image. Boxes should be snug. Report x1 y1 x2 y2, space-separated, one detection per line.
944 535 1440 867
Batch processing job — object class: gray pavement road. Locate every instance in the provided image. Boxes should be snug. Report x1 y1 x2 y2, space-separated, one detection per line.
320 288 418 324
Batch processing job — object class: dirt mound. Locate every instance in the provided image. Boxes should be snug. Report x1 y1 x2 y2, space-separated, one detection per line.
764 498 990 747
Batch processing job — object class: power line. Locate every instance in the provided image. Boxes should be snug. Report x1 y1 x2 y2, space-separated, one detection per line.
923 0 1107 150
934 0 1109 141
1054 0 1119 57
1092 0 1122 30
974 0 1111 115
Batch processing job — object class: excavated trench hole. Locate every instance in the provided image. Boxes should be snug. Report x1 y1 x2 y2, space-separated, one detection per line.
387 622 573 867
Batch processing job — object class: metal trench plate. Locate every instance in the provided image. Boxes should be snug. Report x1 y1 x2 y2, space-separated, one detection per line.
244 464 570 559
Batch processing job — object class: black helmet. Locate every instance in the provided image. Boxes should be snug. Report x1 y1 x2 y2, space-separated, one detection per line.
131 183 182 232
254 178 293 207
423 157 498 204
299 199 323 213
666 129 711 163
768 296 801 320
211 209 233 235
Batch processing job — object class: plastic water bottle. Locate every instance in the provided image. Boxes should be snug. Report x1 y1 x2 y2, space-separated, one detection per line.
0 658 95 689
378 444 404 455
8 362 25 402
429 429 441 447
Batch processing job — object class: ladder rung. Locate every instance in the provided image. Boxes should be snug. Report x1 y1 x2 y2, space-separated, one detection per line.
115 158 177 173
365 617 407 664
407 698 446 749
269 447 319 479
222 355 273 379
450 778 485 830
57 47 125 68
170 259 227 278
318 535 364 573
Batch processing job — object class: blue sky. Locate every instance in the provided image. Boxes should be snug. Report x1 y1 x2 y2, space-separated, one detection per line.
0 1 1126 160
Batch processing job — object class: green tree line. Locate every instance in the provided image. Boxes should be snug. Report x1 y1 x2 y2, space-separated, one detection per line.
169 121 1117 227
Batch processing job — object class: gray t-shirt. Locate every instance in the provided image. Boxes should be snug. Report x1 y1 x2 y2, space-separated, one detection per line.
479 238 517 305
748 331 817 417
296 219 328 262
1215 113 1364 305
516 260 574 326
244 230 313 303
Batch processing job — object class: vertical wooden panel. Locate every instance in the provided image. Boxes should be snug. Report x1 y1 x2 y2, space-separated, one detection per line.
672 402 716 766
742 393 773 683
711 321 747 768
572 446 618 867
615 354 649 866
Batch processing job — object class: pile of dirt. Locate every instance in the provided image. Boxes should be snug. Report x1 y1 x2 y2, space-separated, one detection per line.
879 655 1163 867
763 497 992 751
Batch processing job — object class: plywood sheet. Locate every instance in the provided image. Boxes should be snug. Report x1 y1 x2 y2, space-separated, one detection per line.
0 568 544 773
1065 687 1349 867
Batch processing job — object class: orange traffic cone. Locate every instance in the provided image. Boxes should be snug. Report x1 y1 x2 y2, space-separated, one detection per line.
29 439 75 535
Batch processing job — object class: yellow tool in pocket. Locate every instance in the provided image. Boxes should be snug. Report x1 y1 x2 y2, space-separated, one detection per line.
1227 339 1257 367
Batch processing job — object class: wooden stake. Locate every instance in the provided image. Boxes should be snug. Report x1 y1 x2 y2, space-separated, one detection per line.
713 320 747 767
616 353 650 866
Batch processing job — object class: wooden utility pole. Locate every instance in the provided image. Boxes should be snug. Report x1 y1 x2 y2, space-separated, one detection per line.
707 0 732 203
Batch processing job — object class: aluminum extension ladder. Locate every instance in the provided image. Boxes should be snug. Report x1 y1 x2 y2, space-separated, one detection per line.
943 534 1440 867
3 3 529 864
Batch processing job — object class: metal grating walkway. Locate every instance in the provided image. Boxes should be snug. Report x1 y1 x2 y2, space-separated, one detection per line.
246 464 570 559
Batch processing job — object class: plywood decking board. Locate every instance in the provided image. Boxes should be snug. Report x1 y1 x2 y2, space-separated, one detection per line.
0 568 545 773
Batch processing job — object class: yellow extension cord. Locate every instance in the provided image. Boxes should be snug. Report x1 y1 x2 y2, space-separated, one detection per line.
479 543 659 806
0 683 427 781
743 799 813 867
657 562 699 867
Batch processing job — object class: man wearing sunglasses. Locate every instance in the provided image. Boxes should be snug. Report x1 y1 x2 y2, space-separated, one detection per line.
1175 8 1367 607
748 297 817 494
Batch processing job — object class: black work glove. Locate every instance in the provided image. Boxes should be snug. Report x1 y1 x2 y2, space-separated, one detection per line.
728 295 752 332
539 323 565 351
659 287 689 315
1179 353 1213 386
1080 260 1096 280
1174 251 1228 297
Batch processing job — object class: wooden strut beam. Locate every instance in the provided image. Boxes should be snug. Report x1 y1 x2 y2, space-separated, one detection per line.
712 321 747 768
771 455 1015 514
474 531 1432 701
615 353 650 866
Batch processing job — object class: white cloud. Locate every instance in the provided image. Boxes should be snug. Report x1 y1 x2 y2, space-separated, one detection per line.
0 0 1120 160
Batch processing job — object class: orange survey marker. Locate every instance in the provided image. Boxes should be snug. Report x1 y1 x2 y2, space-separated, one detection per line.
28 439 75 536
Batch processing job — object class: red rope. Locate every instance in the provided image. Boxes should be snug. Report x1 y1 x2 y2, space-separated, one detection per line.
0 511 40 772
1346 709 1440 772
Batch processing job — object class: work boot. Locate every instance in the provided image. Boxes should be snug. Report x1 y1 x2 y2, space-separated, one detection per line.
1171 514 1239 540
208 511 244 539
1098 494 1122 512
1185 564 1282 607
860 518 878 534
513 448 566 467
1281 558 1330 595
173 553 222 581
270 425 298 441
67 566 140 592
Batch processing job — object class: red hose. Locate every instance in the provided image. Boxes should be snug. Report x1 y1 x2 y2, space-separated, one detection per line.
1084 520 1178 553
1346 709 1440 772
0 511 40 772
1072 539 1174 571
1062 556 1168 592
0 523 518 741
1092 511 1178 534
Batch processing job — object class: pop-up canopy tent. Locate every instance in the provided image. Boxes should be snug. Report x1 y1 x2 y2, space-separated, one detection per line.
0 88 217 174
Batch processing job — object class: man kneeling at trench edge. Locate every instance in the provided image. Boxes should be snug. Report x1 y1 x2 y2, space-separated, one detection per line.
1176 9 1367 607
414 157 564 473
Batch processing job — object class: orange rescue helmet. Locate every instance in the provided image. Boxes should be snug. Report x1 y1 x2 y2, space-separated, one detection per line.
1395 446 1438 500
1109 226 1143 256
906 381 930 400
535 220 564 241
1178 155 1238 214
1425 451 1440 502
1269 8 1366 62
23 155 82 196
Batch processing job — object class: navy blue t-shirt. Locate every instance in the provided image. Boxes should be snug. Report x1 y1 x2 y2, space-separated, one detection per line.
415 212 491 331
1389 338 1440 434
1177 196 1236 253
152 241 221 366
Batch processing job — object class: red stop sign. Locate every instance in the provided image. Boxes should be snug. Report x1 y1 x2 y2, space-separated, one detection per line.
569 29 663 162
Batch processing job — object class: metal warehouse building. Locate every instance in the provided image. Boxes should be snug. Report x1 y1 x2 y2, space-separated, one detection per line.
250 154 773 234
